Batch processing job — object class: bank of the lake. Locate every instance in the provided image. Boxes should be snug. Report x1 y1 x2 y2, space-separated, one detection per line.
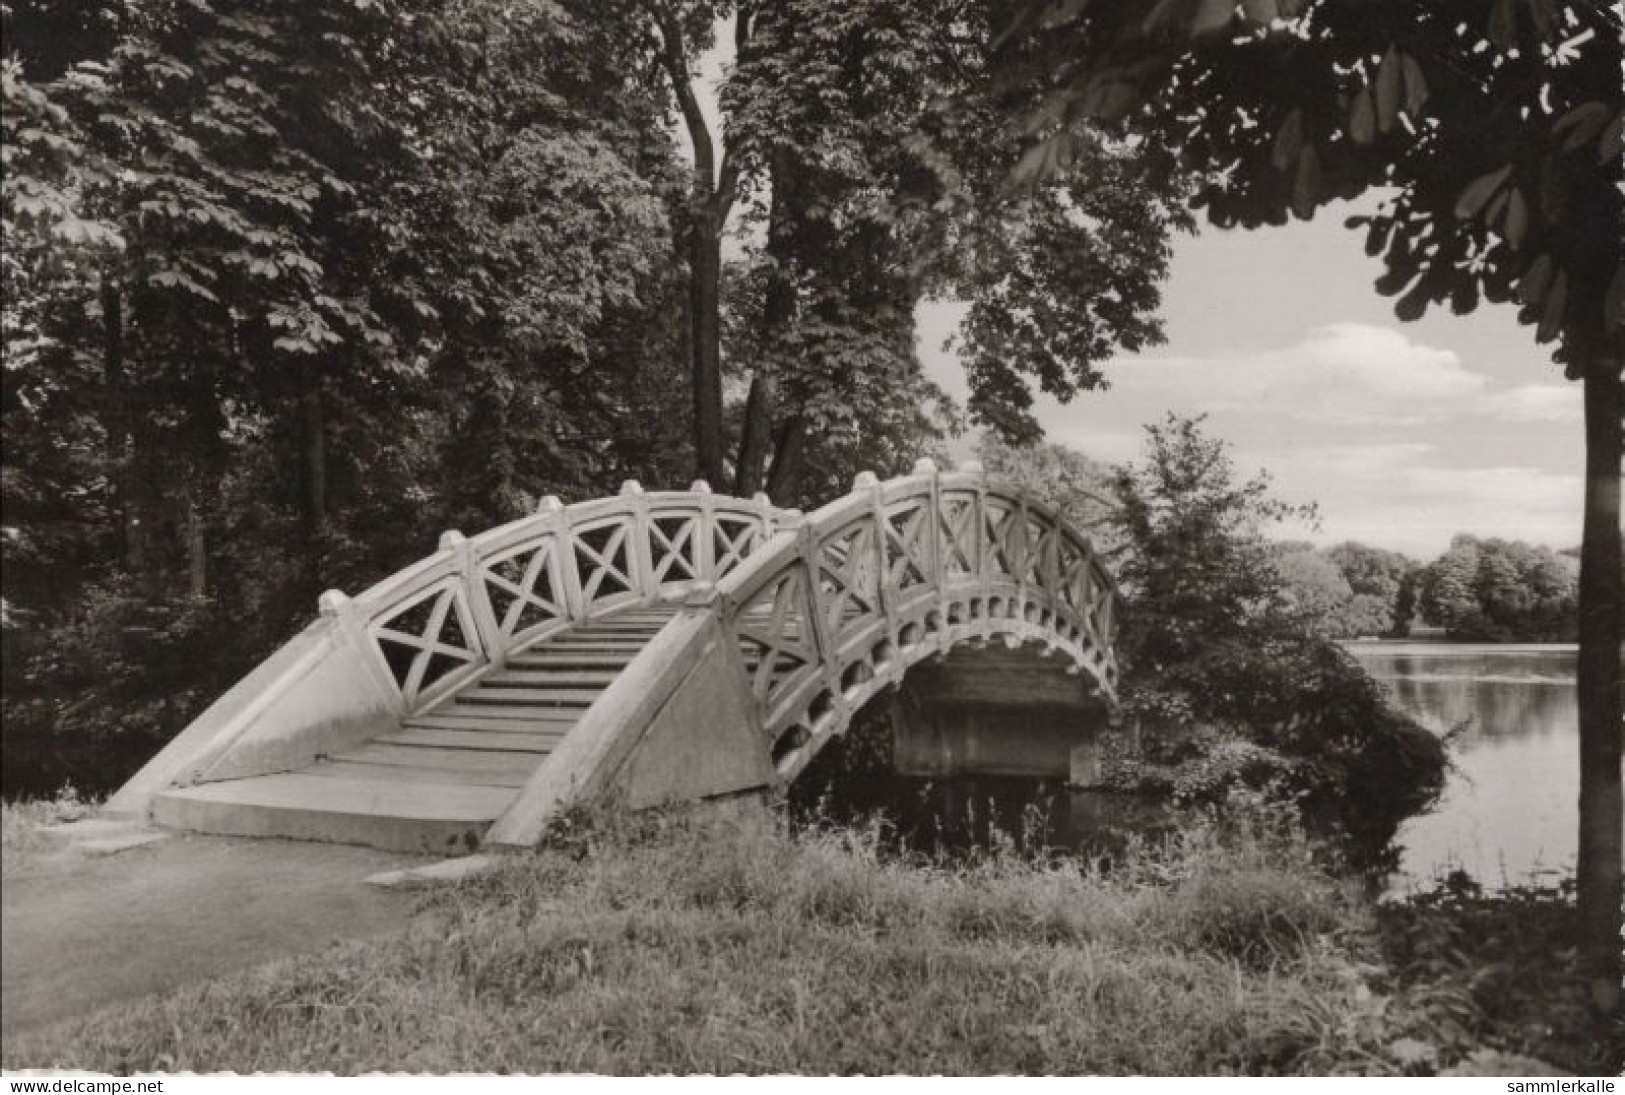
5 804 1610 1075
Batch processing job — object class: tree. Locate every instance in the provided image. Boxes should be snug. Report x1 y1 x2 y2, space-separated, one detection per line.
976 435 1120 547
1103 416 1445 856
1419 534 1579 640
995 0 1623 992
0 0 696 795
1326 542 1418 636
716 0 1190 503
603 0 1190 498
1273 544 1354 634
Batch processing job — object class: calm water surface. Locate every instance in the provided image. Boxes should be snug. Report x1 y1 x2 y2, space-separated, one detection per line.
1345 641 1579 892
810 642 1580 893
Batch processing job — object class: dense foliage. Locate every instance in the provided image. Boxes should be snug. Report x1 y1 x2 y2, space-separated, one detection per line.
1418 535 1580 642
0 0 1199 796
1097 417 1445 860
1 0 694 795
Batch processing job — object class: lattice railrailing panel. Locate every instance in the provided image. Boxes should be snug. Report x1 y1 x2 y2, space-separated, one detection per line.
883 500 932 594
371 581 482 708
735 564 821 711
649 513 701 584
983 499 1019 580
713 515 764 579
481 538 567 645
817 517 881 642
573 517 638 611
939 491 978 579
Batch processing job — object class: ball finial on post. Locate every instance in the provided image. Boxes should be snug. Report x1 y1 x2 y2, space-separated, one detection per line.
852 470 880 490
619 480 644 496
689 479 713 494
912 457 938 477
958 459 985 476
537 495 564 513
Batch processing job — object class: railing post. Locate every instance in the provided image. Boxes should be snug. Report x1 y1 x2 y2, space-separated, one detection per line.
320 589 405 716
754 490 775 546
621 480 656 604
440 529 499 668
542 495 586 622
853 470 894 634
1014 495 1032 620
779 512 830 667
913 458 943 596
690 479 716 580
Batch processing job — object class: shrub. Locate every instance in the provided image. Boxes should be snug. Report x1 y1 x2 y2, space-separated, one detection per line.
1098 417 1446 862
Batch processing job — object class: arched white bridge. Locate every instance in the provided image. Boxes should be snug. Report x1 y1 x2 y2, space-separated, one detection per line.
109 459 1119 854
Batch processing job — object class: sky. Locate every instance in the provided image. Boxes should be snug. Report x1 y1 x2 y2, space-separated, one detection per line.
688 22 1584 563
916 205 1585 561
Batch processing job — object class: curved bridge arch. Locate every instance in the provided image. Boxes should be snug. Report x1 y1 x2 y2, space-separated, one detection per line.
712 459 1119 783
112 458 1119 854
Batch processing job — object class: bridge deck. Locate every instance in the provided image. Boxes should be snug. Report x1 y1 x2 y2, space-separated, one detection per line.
122 465 1118 854
151 607 683 854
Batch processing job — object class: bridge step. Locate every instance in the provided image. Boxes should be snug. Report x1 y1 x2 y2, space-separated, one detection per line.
150 603 686 852
152 772 510 855
404 712 579 733
335 742 550 774
483 668 623 687
303 759 531 788
374 726 567 752
507 653 637 669
455 687 602 707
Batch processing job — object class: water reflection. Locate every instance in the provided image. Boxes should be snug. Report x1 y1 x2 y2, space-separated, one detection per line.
800 643 1580 893
1346 642 1579 892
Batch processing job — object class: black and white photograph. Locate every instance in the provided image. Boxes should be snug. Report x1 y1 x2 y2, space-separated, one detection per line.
1 0 1621 1078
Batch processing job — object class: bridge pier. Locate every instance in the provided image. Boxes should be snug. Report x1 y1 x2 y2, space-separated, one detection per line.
888 642 1112 785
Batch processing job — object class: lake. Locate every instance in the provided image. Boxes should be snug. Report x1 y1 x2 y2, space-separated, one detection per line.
802 642 1581 892
1345 640 1579 893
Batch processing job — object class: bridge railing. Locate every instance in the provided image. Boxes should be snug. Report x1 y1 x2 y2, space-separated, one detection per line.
713 458 1119 780
322 484 785 714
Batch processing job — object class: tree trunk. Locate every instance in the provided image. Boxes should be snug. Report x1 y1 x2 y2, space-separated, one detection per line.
100 277 149 584
765 414 807 505
735 372 776 496
688 207 726 488
738 151 800 496
298 356 327 540
1575 354 1623 1000
185 490 207 601
650 3 735 489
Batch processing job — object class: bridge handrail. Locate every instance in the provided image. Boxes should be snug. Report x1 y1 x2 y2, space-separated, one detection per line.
710 458 1119 780
322 482 791 714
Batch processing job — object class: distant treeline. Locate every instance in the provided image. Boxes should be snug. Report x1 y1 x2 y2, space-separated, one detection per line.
1275 535 1580 643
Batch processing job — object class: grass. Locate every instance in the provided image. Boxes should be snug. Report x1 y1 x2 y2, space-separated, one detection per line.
1 786 96 875
2 800 1611 1075
0 803 1497 1075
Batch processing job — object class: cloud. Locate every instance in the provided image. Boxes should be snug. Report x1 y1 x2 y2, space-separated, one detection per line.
1102 323 1487 425
1243 442 1583 557
1477 383 1582 422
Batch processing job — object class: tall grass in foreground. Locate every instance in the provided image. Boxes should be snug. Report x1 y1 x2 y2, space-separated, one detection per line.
1 787 95 875
0 805 1599 1075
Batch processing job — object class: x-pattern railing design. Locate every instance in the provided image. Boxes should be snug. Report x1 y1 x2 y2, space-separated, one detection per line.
711 459 1119 781
317 482 784 714
311 460 1117 745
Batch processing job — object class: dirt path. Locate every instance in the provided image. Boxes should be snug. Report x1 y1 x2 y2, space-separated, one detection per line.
2 830 431 1040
